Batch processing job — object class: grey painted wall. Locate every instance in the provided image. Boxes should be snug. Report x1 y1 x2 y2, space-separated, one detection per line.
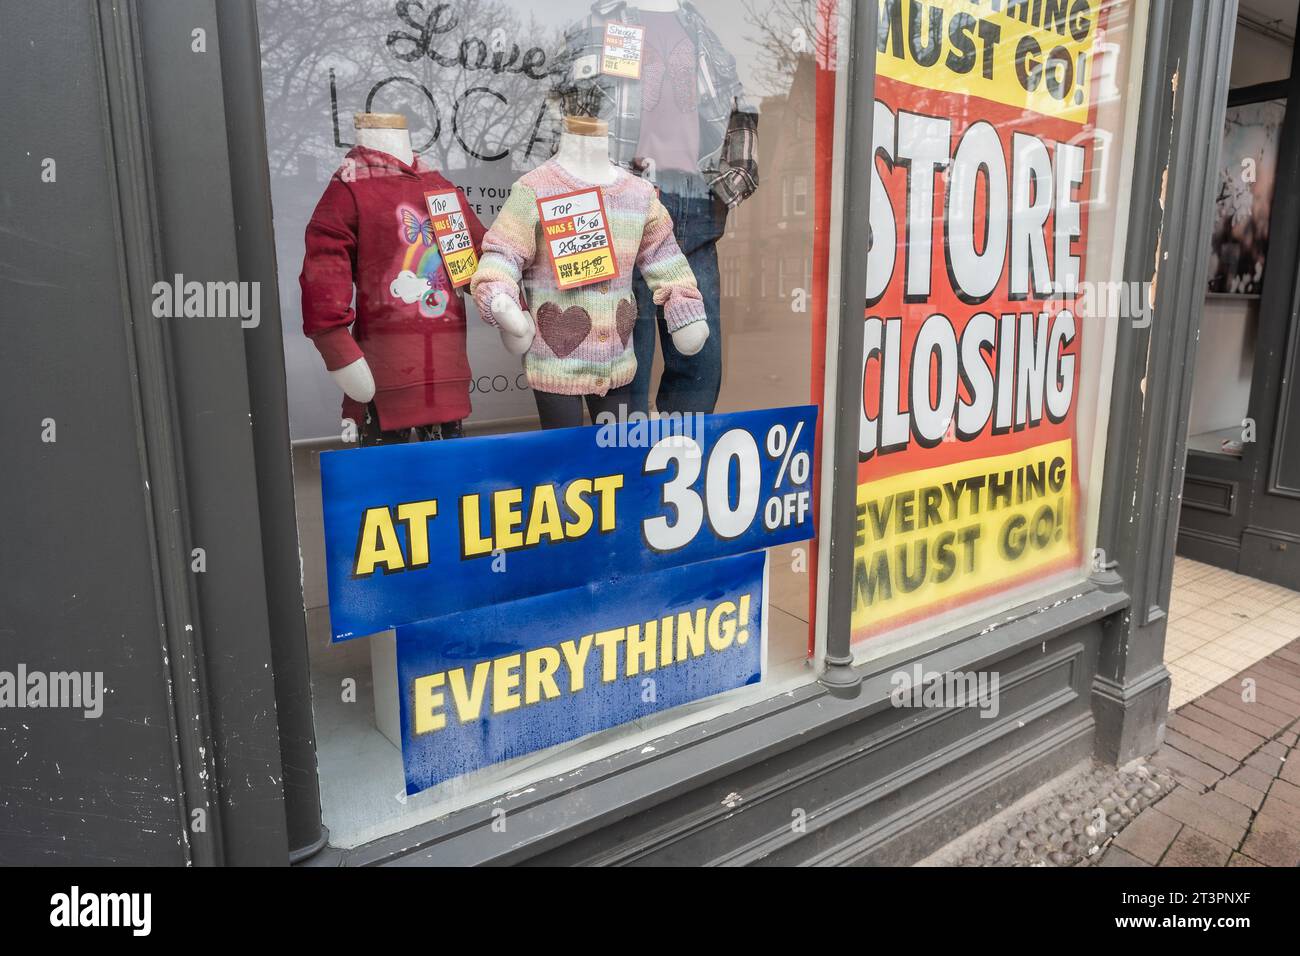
0 2 188 864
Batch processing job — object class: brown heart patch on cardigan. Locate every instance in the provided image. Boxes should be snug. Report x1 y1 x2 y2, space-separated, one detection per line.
535 302 592 358
615 299 636 347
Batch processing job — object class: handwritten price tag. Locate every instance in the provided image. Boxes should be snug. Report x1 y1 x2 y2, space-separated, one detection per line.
424 189 478 288
537 188 620 291
600 23 644 79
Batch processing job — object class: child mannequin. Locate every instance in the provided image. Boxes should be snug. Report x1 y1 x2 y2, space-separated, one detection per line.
327 115 416 408
471 111 709 429
301 112 484 443
489 116 709 361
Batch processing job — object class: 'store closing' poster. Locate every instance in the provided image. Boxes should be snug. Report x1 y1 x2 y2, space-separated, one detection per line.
854 0 1104 639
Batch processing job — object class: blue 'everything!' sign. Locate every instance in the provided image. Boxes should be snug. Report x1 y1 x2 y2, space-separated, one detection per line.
396 551 766 794
320 405 816 640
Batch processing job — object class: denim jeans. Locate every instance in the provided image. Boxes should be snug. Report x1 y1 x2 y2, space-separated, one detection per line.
631 183 725 415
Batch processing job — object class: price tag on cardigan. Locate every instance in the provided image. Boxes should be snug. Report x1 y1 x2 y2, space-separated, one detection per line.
537 188 620 290
424 189 478 288
600 23 644 79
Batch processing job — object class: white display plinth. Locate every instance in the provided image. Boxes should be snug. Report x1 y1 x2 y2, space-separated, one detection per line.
369 630 401 750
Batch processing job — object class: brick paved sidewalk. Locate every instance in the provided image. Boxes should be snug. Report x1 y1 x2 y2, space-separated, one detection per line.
1095 638 1300 867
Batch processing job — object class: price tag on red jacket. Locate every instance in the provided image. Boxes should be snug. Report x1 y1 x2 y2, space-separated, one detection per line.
600 23 644 79
537 188 621 290
424 189 478 288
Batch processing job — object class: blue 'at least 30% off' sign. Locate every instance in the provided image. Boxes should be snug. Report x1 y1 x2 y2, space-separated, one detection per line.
319 406 818 639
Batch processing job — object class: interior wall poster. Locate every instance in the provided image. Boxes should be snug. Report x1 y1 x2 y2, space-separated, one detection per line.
1207 97 1285 296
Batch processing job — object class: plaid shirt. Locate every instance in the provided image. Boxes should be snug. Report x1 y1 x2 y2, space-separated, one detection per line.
563 1 759 208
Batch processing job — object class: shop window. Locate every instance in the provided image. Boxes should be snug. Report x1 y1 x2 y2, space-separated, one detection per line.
1093 38 1124 104
257 0 848 847
721 258 742 300
725 199 741 237
791 175 809 216
852 0 1151 661
779 175 810 218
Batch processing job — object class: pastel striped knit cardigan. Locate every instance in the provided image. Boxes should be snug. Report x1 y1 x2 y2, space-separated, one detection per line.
471 160 705 396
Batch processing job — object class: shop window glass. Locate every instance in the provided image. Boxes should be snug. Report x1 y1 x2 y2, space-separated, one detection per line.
852 0 1149 660
258 0 847 846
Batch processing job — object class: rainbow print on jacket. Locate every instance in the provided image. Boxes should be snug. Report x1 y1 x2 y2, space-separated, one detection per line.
389 203 450 319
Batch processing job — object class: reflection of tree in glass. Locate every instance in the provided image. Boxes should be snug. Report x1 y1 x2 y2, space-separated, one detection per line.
742 0 837 104
258 0 571 177
551 75 605 121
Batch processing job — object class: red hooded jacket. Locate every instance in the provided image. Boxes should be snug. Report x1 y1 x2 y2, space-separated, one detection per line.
300 146 486 430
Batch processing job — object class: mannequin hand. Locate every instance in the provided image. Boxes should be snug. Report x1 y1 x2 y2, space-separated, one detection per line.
492 293 535 354
671 321 710 357
330 356 376 403
492 294 532 337
500 324 535 355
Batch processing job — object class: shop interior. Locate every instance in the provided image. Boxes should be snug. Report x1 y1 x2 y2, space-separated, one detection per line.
1178 0 1299 588
1185 1 1293 458
1168 0 1300 706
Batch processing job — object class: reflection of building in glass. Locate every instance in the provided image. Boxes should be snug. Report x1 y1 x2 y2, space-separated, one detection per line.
1071 126 1113 209
719 53 817 331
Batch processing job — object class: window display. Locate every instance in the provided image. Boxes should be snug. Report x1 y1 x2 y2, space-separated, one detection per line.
256 0 1142 848
248 0 1154 853
260 0 840 847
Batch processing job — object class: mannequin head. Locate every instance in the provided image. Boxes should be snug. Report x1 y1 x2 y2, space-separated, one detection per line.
554 114 616 185
354 112 414 167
